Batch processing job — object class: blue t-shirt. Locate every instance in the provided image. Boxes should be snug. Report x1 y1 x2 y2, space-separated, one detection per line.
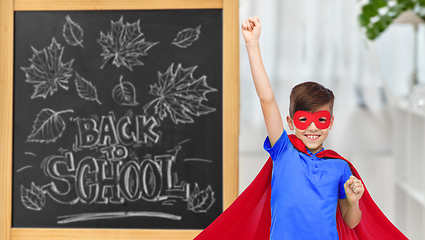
264 131 352 240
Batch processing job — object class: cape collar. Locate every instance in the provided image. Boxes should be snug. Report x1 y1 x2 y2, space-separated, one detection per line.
288 134 346 161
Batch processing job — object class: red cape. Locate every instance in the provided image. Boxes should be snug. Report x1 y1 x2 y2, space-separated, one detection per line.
195 134 407 240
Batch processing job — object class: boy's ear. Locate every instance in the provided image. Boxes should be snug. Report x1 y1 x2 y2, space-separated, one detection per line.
329 115 335 130
286 115 295 131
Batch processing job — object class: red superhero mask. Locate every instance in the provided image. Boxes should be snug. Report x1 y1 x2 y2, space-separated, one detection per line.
293 110 331 130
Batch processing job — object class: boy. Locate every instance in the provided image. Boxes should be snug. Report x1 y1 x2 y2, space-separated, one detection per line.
242 16 363 239
195 16 407 240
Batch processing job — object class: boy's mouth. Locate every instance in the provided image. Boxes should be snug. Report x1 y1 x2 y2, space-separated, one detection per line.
305 134 320 141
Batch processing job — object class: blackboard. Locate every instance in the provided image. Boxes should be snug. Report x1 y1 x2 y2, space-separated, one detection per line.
12 9 223 229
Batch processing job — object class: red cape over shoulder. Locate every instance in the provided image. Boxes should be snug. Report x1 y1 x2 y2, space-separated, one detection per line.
194 134 407 240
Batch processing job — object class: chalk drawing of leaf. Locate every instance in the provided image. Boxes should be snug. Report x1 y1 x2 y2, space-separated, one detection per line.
63 15 84 48
20 183 46 211
27 108 74 143
97 16 159 71
21 38 74 99
171 25 201 48
187 184 215 213
112 75 139 106
74 72 102 104
143 63 217 124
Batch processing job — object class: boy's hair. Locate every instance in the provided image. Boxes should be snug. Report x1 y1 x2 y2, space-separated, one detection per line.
289 81 335 117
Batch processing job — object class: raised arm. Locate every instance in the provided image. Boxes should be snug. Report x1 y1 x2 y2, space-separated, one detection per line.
242 16 283 146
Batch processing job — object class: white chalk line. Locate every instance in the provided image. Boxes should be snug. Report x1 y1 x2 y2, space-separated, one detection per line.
17 165 33 172
57 211 182 224
184 158 212 163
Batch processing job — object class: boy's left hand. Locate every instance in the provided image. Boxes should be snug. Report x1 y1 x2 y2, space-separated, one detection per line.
344 176 364 204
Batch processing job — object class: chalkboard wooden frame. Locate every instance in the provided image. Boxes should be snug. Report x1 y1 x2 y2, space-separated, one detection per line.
0 0 239 239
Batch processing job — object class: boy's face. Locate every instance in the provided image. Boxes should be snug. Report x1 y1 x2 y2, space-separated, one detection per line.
286 104 334 154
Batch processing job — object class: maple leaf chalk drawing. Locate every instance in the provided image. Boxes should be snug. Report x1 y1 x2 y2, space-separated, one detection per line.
21 38 74 99
143 63 217 124
97 16 159 71
27 108 74 143
74 72 102 104
171 25 201 48
187 184 215 213
112 75 139 106
63 15 84 48
20 183 46 211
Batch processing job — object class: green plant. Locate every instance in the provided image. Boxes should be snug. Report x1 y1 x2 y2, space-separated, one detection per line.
359 0 425 40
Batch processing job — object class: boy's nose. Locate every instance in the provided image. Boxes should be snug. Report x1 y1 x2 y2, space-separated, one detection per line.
307 122 318 131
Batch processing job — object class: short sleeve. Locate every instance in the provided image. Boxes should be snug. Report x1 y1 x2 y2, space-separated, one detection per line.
263 130 290 162
338 162 353 199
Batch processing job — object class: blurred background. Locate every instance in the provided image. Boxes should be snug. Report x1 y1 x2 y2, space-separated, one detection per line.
238 0 425 239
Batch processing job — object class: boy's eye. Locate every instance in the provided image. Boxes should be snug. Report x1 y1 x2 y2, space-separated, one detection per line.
299 117 307 122
319 118 327 122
